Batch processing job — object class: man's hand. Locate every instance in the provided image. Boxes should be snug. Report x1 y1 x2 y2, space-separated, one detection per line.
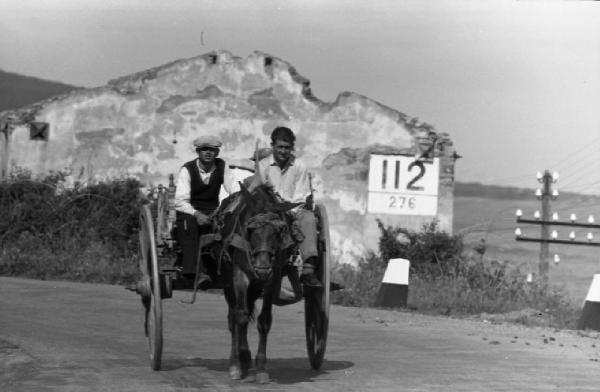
194 211 210 226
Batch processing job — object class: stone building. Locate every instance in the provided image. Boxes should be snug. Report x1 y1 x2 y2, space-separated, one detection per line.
0 50 459 265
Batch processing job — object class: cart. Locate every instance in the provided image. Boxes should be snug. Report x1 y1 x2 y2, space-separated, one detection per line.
132 176 331 371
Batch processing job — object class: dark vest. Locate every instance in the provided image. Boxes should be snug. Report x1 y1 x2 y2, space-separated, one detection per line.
183 158 225 214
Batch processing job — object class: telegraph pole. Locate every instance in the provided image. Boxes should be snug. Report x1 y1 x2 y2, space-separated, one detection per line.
515 169 600 284
538 170 553 279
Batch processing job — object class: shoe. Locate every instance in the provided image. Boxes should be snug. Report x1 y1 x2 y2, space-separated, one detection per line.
194 272 213 291
301 272 323 288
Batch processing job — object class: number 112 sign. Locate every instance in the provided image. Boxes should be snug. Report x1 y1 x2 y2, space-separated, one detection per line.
367 154 439 216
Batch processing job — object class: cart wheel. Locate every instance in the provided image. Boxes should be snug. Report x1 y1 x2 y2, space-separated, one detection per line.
304 203 331 370
139 204 163 371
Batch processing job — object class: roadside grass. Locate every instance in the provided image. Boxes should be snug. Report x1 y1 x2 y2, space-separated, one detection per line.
1 237 139 284
331 220 582 330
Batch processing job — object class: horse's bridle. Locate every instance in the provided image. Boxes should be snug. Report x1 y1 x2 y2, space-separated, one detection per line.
246 212 288 256
244 212 293 279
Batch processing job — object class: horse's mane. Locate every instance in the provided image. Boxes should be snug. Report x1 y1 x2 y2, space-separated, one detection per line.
213 182 279 238
217 182 281 217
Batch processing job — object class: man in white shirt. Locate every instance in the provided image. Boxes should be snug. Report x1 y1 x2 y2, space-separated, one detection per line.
174 135 238 289
256 127 322 288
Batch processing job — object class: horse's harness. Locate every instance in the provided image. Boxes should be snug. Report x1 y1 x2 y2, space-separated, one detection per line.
184 197 303 304
212 205 301 276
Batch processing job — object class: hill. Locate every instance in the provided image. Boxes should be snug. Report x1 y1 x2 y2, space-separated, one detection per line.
0 69 79 111
455 181 600 202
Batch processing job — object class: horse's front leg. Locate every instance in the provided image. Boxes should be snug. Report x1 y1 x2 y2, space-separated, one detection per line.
255 280 275 384
229 265 251 380
224 287 238 379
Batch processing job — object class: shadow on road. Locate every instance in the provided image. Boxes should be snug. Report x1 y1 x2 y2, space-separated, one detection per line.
162 357 354 385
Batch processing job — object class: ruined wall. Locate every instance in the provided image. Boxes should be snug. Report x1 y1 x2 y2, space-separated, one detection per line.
0 50 458 265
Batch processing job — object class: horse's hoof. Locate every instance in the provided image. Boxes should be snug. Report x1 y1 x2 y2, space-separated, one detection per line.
256 371 270 384
229 365 242 380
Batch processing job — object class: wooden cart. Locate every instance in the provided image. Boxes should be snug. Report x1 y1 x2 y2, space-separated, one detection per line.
133 177 331 371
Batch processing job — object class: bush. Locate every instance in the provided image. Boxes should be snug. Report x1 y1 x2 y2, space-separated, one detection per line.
0 169 141 284
331 253 386 307
332 219 580 330
378 219 463 277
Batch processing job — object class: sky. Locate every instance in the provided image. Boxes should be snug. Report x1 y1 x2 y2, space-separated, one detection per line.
1 0 599 193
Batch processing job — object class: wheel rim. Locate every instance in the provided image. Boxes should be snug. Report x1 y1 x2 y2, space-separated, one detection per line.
305 203 331 370
139 204 163 371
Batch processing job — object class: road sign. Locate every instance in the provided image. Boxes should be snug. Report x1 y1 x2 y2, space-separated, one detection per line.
367 154 439 216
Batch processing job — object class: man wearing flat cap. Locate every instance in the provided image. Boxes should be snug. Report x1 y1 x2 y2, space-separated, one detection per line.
174 135 238 289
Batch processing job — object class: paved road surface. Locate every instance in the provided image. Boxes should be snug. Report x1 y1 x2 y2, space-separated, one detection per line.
2 277 600 391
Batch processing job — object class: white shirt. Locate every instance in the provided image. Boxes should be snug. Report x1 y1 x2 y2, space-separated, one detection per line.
256 154 311 204
174 159 239 216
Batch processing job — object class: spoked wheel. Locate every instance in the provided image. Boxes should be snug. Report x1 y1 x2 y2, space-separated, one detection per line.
139 204 163 371
304 203 331 370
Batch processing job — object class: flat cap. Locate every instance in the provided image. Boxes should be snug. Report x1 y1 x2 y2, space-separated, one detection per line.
193 135 222 149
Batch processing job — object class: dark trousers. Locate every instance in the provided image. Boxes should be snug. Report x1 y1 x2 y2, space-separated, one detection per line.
176 212 212 275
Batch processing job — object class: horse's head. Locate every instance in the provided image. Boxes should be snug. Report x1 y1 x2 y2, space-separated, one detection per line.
245 210 293 280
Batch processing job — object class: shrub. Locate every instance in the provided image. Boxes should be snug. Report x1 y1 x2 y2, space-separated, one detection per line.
332 219 580 330
331 253 386 307
377 219 463 277
0 169 141 284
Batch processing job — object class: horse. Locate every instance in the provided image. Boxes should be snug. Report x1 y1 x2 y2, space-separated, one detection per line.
214 161 303 383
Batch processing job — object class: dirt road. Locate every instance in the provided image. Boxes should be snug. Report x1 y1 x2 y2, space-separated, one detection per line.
2 276 600 391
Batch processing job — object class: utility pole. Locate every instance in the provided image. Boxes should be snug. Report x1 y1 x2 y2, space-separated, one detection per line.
515 169 600 284
538 170 553 279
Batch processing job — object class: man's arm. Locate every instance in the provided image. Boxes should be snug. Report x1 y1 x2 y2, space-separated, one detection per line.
221 163 240 195
174 166 197 216
291 162 311 204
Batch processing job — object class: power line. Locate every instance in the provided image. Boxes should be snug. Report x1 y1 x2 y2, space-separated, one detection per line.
550 134 600 170
555 150 600 180
560 165 600 190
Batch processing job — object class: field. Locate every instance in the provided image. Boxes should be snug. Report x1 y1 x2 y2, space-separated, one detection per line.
454 194 600 304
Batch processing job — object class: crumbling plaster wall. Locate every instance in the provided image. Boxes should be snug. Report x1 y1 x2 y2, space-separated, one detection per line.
0 50 458 265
